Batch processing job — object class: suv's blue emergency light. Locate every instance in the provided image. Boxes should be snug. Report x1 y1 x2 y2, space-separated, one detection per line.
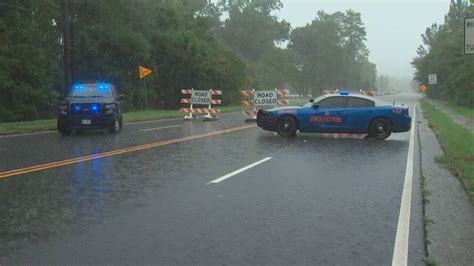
73 83 111 90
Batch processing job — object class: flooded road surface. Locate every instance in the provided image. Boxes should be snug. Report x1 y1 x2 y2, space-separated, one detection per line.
0 94 425 265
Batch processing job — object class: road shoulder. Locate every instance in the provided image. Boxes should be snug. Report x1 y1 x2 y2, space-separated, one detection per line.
418 106 474 265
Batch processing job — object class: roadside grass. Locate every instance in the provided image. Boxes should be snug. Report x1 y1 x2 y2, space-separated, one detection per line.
123 110 182 123
423 256 441 266
444 101 474 119
0 119 57 134
123 105 251 123
0 98 311 135
421 99 474 201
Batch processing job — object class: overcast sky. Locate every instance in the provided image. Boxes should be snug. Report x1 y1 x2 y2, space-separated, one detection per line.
277 0 450 79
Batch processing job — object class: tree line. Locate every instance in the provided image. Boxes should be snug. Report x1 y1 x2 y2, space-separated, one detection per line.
0 0 377 122
412 2 474 107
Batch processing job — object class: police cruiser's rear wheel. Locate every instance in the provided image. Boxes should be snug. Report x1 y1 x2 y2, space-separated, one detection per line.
369 118 392 140
277 116 297 137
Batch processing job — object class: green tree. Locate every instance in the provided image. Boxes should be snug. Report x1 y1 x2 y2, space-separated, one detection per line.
412 3 474 106
0 0 61 122
288 10 375 96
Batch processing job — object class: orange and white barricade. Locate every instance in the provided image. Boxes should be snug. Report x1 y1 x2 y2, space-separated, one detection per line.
364 90 375 96
240 88 290 121
180 88 222 120
322 89 338 95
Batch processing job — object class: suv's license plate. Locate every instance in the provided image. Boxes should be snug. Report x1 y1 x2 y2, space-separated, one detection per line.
81 119 91 125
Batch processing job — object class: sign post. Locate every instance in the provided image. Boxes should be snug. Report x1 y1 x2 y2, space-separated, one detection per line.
428 74 437 109
465 17 474 55
139 66 152 109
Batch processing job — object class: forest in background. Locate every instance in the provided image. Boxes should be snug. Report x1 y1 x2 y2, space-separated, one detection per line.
1 0 378 122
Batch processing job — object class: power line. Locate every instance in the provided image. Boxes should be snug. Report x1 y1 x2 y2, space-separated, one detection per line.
0 2 35 14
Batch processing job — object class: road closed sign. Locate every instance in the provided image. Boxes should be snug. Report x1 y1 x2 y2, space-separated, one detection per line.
191 90 211 105
465 17 474 55
254 90 277 106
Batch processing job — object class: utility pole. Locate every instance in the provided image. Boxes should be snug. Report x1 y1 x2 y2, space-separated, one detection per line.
61 0 72 96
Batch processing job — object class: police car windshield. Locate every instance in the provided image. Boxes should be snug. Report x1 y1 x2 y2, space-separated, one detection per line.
69 84 113 98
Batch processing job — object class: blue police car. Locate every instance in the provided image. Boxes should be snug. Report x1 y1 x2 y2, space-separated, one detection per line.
256 92 411 140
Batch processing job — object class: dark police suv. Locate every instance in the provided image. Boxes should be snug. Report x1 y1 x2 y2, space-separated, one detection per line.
57 83 123 135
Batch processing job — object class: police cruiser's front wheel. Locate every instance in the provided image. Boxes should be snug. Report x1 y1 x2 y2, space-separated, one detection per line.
109 117 122 134
368 118 392 140
276 116 297 137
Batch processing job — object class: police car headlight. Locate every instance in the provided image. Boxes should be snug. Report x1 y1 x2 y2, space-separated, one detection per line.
105 104 115 113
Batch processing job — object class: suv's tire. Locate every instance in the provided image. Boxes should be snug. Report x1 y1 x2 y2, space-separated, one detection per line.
57 120 72 136
109 117 121 134
276 116 297 137
368 118 392 140
58 127 72 136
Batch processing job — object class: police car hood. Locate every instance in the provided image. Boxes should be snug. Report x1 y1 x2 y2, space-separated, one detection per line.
268 106 302 112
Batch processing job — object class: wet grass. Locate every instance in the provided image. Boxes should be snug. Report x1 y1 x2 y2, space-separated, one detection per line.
123 106 251 122
421 99 474 201
423 256 441 266
444 101 474 119
0 119 57 134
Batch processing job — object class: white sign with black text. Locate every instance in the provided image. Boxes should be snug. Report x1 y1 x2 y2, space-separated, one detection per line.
465 17 474 55
428 74 437 85
191 90 211 105
254 90 277 106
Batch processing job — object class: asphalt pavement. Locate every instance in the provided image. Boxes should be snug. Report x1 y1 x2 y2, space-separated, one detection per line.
0 94 425 265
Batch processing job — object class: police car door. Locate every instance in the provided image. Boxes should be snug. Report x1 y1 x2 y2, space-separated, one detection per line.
346 97 375 133
308 96 349 133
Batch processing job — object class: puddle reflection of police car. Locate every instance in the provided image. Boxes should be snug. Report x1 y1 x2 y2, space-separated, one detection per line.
57 83 123 135
257 91 411 140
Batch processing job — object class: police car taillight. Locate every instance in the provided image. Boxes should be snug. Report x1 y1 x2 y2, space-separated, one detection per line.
393 107 409 115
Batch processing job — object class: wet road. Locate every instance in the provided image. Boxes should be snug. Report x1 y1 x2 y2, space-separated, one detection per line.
0 94 424 265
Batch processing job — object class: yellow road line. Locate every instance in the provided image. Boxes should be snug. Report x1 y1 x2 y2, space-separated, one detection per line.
0 124 256 179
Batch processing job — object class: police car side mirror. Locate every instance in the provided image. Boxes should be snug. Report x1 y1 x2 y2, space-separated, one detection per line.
309 98 315 103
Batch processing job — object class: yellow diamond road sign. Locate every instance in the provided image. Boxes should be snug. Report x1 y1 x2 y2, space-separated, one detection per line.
139 66 152 79
420 84 428 93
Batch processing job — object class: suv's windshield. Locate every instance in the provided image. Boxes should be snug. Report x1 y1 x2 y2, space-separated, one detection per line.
69 84 113 98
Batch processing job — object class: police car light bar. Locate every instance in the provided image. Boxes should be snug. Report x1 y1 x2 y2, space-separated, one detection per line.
338 90 351 95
